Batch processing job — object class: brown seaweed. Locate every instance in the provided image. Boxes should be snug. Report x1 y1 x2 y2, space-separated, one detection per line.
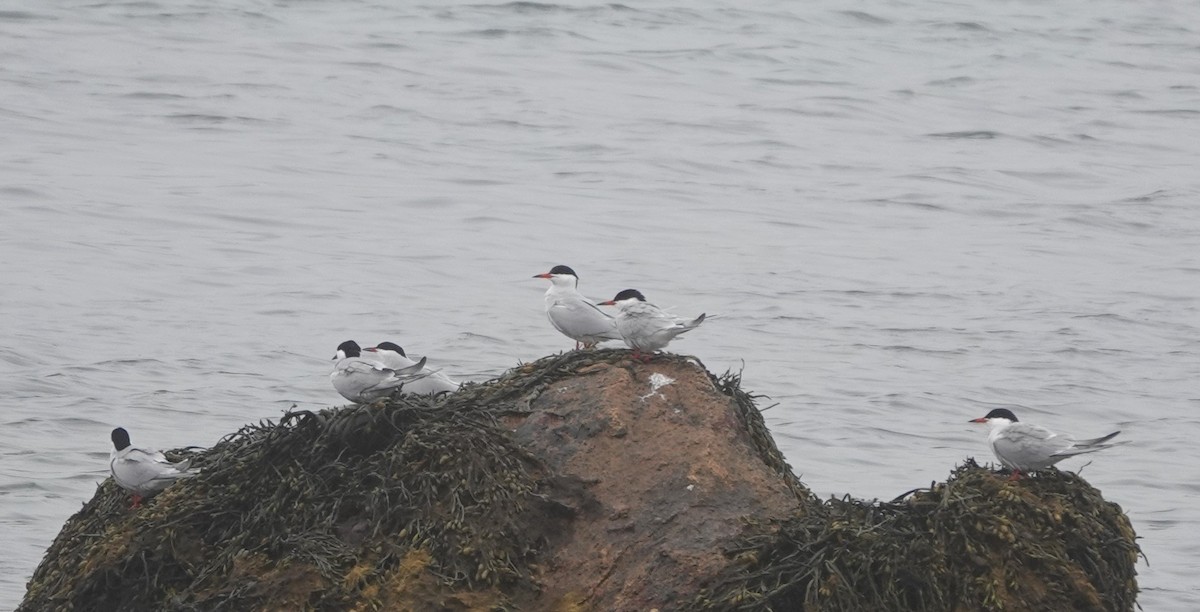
694 459 1141 611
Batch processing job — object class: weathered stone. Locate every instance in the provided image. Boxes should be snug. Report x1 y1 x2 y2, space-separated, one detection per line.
502 358 808 609
18 350 1139 611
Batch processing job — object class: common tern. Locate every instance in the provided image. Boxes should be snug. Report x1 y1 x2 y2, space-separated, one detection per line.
969 408 1122 478
363 341 461 395
599 288 706 358
533 265 622 349
109 427 198 508
330 340 429 403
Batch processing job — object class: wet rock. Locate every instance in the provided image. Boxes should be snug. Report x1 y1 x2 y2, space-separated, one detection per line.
695 459 1141 611
501 356 808 609
18 350 1139 611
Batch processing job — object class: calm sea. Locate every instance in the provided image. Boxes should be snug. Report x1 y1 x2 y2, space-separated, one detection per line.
2 0 1197 608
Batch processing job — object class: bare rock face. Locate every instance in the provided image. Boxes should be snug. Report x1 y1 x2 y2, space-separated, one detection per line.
502 357 810 609
18 350 1138 612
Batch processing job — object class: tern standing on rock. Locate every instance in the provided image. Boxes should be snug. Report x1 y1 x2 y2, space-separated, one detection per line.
109 427 198 508
599 288 706 359
533 265 623 349
969 408 1123 478
330 340 429 403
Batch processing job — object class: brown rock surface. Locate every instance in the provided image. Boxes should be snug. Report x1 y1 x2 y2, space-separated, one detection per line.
503 357 809 609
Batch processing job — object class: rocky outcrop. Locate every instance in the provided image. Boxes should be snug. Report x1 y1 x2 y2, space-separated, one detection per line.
18 350 1139 611
695 459 1140 611
501 356 809 609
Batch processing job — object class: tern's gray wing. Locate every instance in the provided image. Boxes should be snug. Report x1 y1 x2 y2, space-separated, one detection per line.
1051 431 1124 459
990 423 1072 471
617 304 674 348
681 313 706 330
400 370 461 395
1071 431 1121 447
387 357 428 378
334 360 393 395
618 303 705 351
110 448 196 495
547 295 622 342
332 357 429 402
377 352 461 394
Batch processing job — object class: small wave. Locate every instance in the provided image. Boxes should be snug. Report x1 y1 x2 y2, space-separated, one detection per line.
1059 213 1154 232
1107 90 1145 99
458 27 544 38
0 10 46 21
0 186 47 199
1068 313 1139 324
1118 189 1173 203
864 198 947 211
754 77 852 87
163 113 230 124
478 1 566 13
162 112 282 128
926 76 974 87
838 10 891 25
930 21 990 31
94 358 164 366
462 214 515 223
1132 108 1200 117
120 92 189 100
927 130 1000 139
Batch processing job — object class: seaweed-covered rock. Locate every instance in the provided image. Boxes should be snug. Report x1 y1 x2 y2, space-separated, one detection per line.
695 459 1141 611
19 350 1139 611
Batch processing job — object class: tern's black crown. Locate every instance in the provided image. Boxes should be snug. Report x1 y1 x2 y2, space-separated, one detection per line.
375 341 406 357
111 427 131 451
612 289 646 302
336 340 361 358
983 408 1019 422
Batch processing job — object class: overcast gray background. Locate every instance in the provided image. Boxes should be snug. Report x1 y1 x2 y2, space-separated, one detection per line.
2 0 1198 608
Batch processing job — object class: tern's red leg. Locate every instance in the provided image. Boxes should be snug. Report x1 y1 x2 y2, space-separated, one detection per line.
1007 470 1023 481
130 494 143 509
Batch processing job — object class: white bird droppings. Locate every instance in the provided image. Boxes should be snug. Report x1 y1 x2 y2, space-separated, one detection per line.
640 372 676 401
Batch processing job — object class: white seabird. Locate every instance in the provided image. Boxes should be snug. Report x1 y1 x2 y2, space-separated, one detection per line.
330 340 429 403
970 408 1122 477
599 288 705 358
109 426 198 508
533 265 623 349
363 341 461 395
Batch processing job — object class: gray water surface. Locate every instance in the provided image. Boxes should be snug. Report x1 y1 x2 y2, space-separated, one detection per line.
2 0 1198 608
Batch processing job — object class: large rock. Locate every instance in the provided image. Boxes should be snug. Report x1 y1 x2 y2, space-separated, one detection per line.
19 350 1139 611
502 356 809 609
694 459 1141 611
